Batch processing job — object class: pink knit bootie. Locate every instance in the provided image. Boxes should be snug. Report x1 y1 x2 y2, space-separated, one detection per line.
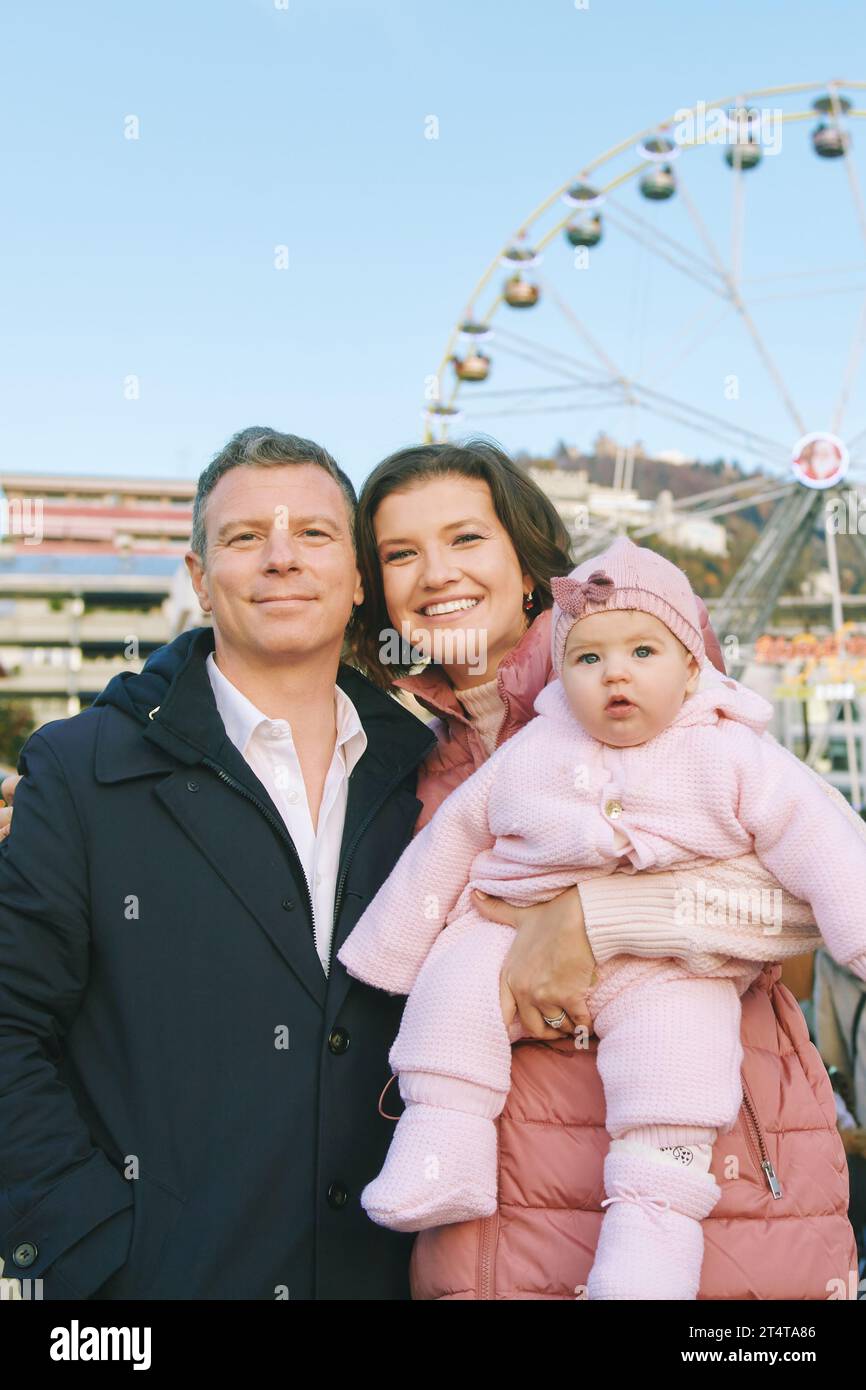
585 1147 722 1300
360 1071 501 1232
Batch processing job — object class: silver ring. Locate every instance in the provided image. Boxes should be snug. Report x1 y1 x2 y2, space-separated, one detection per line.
542 1009 567 1028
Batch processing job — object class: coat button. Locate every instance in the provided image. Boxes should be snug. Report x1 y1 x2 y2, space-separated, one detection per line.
605 799 623 819
12 1242 37 1268
281 898 294 911
326 1183 348 1209
187 781 200 793
328 1027 350 1055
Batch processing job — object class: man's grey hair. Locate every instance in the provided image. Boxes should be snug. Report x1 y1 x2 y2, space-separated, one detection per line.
190 426 357 561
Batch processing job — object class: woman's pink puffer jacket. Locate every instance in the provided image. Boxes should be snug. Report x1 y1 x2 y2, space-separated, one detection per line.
393 608 857 1300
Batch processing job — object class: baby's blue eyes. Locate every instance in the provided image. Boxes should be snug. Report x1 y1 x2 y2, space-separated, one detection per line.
577 646 654 664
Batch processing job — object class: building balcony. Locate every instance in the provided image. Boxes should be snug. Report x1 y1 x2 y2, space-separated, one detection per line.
0 609 170 645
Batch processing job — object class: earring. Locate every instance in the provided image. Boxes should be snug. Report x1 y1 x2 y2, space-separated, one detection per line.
523 590 535 612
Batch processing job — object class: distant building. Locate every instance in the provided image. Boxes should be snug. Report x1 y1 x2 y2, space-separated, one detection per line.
655 449 695 467
528 466 728 557
0 471 196 553
0 473 201 728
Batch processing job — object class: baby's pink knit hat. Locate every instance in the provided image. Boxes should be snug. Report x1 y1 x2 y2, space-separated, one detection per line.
550 536 706 674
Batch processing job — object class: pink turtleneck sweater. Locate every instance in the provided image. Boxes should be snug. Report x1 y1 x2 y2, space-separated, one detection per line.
453 678 507 757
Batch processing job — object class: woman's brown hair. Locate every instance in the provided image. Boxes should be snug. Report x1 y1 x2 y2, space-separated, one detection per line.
348 439 574 688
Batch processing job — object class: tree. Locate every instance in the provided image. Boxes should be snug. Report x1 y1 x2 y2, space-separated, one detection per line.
0 701 35 771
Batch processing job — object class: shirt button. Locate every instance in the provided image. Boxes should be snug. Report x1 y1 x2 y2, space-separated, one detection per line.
605 799 623 819
326 1182 348 1209
315 872 322 885
287 790 300 805
328 1027 350 1055
12 1242 37 1268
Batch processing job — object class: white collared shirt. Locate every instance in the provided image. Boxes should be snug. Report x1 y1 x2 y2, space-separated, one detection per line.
206 652 368 975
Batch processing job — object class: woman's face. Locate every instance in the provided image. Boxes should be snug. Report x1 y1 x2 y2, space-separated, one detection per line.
373 474 533 688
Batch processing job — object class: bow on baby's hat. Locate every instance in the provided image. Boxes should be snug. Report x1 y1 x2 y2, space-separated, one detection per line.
550 569 615 618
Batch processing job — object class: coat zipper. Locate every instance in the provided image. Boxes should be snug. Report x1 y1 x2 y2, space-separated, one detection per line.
202 759 320 958
740 1080 782 1198
477 1211 498 1300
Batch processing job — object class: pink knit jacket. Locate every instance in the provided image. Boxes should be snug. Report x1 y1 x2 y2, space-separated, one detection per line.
385 610 859 1299
339 668 866 995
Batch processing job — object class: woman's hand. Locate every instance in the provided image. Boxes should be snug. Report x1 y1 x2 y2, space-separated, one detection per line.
0 773 20 842
472 885 597 1040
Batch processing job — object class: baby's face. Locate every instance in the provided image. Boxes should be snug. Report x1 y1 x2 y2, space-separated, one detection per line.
560 609 700 747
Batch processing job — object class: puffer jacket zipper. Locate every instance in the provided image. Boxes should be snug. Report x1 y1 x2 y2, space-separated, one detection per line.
477 1211 498 1300
741 1078 782 1198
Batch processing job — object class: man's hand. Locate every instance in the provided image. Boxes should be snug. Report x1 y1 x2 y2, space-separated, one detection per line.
473 885 597 1040
0 774 20 842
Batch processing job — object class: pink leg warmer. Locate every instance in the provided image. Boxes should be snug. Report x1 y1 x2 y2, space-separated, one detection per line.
361 913 516 1232
585 970 743 1299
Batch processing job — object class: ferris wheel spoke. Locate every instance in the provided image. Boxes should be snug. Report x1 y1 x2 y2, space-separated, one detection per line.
630 485 796 540
751 283 866 302
665 473 798 511
624 377 791 462
831 289 866 434
834 88 866 252
675 171 808 437
493 325 607 380
542 251 800 467
499 312 792 466
824 89 866 436
539 277 635 395
494 307 790 467
491 338 614 389
671 482 798 523
462 400 631 420
634 401 792 472
465 381 623 401
601 208 728 300
492 333 617 387
731 160 746 291
602 196 726 292
741 262 866 283
643 301 738 390
846 425 866 454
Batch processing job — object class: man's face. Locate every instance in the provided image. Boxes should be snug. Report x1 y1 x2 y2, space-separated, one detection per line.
185 464 363 666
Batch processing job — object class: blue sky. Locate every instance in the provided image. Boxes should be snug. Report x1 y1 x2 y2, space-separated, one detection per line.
2 0 866 489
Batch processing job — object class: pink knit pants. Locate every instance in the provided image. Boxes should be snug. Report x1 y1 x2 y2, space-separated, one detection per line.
376 908 745 1296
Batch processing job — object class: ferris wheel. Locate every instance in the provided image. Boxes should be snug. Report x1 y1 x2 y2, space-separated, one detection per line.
423 80 866 672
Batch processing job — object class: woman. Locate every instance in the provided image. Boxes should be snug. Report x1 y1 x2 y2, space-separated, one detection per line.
351 437 859 1300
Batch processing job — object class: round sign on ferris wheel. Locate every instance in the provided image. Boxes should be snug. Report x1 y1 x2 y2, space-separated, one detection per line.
790 432 850 490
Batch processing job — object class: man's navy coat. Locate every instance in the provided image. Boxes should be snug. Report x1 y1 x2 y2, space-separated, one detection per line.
0 627 436 1299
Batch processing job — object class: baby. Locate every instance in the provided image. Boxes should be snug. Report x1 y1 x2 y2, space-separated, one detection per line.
338 537 866 1300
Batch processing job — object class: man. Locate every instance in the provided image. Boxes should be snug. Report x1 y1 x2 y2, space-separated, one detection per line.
0 427 438 1299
